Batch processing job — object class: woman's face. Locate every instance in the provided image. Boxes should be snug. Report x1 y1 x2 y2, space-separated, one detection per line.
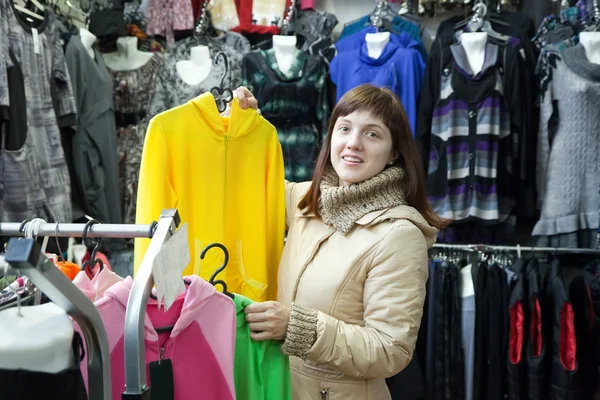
330 110 396 186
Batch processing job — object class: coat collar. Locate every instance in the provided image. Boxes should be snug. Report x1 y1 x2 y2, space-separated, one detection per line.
295 204 438 247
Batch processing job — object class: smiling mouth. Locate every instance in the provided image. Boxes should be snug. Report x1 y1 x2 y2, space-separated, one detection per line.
342 156 364 163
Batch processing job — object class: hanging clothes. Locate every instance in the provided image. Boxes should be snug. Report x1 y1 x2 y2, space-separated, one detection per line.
231 0 289 35
206 0 240 31
242 48 328 182
146 0 193 46
339 14 423 47
134 93 285 302
430 11 538 221
337 24 427 63
533 44 600 249
148 33 250 118
0 332 87 400
547 260 583 398
65 35 121 225
331 27 425 135
77 275 237 400
507 258 527 400
523 258 551 400
417 30 528 242
107 53 163 225
233 294 292 399
0 3 77 224
473 263 510 400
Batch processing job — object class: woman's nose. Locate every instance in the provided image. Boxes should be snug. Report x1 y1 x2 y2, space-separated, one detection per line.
346 132 363 150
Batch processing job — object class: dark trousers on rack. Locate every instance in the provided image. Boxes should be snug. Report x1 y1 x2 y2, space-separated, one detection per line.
473 263 510 400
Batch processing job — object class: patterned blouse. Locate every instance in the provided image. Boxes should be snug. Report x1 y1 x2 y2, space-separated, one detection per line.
107 53 164 224
242 49 329 182
146 0 194 46
148 33 250 118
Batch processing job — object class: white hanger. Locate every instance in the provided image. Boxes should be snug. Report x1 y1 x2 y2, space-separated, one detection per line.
13 0 44 21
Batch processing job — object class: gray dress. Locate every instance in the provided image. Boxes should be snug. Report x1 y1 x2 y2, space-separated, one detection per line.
65 35 121 224
533 44 600 248
0 3 76 224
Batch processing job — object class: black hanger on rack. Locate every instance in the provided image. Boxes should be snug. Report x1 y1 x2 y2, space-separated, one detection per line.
81 219 104 278
210 52 233 113
201 243 234 299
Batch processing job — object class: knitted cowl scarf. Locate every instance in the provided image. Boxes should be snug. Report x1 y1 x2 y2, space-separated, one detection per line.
318 165 407 234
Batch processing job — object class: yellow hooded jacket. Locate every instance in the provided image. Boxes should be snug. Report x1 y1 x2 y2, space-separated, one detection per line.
134 93 285 302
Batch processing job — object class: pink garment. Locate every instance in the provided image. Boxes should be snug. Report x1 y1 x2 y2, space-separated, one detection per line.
300 0 314 9
147 0 194 46
73 268 124 302
77 276 236 400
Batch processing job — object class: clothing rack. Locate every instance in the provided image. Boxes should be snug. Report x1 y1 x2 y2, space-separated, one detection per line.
3 238 112 400
0 221 157 239
0 210 180 400
432 243 600 255
123 209 180 400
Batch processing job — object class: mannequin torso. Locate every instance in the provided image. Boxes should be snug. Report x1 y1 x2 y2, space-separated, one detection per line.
102 37 154 71
579 31 600 64
272 35 298 78
79 28 97 61
365 31 391 59
176 45 212 86
460 31 488 75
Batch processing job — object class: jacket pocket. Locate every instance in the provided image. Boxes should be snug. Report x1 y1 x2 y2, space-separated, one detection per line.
235 240 268 300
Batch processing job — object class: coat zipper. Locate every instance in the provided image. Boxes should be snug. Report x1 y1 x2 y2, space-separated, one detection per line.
320 389 328 400
159 347 165 364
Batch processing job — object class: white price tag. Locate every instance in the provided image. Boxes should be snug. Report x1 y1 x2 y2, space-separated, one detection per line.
152 223 190 311
32 28 40 55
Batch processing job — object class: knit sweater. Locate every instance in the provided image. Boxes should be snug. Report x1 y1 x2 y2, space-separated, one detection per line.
533 44 600 247
281 165 407 357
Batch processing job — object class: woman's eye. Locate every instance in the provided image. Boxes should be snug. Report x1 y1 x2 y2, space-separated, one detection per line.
366 131 378 138
339 126 349 132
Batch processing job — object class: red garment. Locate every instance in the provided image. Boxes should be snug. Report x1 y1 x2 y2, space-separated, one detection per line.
300 0 313 9
232 0 291 35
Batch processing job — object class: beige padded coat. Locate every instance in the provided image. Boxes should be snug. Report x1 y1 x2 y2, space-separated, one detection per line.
277 181 438 400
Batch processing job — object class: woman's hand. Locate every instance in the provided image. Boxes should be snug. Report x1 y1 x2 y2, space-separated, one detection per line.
235 86 259 111
245 301 290 341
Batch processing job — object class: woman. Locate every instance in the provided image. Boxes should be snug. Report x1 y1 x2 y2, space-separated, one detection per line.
239 84 449 399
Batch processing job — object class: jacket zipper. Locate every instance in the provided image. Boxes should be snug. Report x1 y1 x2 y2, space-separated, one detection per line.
320 389 328 400
159 347 165 364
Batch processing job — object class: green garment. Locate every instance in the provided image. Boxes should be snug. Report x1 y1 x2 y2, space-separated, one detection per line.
234 294 292 400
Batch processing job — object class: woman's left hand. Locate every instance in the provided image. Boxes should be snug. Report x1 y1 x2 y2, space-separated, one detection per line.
245 301 290 341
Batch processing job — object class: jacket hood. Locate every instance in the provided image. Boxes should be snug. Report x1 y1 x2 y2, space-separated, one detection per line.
355 204 439 248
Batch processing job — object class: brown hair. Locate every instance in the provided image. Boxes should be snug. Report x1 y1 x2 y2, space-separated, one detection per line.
298 84 450 230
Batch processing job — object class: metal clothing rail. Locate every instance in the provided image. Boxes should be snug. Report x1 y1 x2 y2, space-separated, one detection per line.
123 209 180 400
3 238 111 400
0 221 156 239
1 213 173 400
432 243 600 255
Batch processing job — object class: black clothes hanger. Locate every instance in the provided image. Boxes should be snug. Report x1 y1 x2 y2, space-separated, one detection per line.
201 243 234 299
210 51 233 113
81 219 104 277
